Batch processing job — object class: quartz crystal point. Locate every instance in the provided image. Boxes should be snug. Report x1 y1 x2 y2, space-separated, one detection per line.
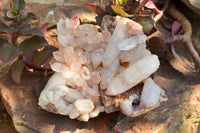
38 16 167 121
102 19 128 68
106 55 160 96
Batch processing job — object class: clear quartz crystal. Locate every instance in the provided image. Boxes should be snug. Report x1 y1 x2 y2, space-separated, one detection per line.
38 16 167 121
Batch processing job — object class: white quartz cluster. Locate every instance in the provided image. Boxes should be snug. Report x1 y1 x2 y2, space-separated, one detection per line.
38 16 167 121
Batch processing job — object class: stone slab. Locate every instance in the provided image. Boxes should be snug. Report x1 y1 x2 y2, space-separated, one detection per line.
1 57 200 133
0 70 121 133
114 57 200 133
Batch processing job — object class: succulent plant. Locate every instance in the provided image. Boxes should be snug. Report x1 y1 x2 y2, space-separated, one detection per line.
0 0 57 83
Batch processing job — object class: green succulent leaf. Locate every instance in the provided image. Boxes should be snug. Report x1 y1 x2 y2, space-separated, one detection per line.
13 0 25 10
118 0 129 4
33 45 57 66
111 5 133 17
25 12 37 20
19 28 44 37
84 3 106 15
7 26 20 33
12 8 19 16
19 13 36 22
0 39 20 63
135 17 154 34
20 36 49 52
3 9 13 21
11 59 25 83
0 23 8 33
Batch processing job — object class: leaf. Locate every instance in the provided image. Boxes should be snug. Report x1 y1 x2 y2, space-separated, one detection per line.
19 28 44 37
135 17 154 34
3 9 13 21
70 16 81 26
33 45 57 66
7 26 20 33
111 5 133 17
0 39 20 63
20 36 49 52
17 12 36 24
24 51 36 63
145 0 157 9
84 3 106 15
41 23 49 38
12 8 19 16
22 12 37 20
171 43 195 72
118 0 129 4
81 19 97 25
172 21 181 36
0 23 8 33
13 0 25 10
95 14 105 26
11 59 25 83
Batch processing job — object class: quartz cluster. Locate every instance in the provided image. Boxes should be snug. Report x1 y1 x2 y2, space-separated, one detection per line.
38 15 167 121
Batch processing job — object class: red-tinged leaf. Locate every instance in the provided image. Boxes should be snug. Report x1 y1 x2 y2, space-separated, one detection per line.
84 3 106 15
33 45 57 66
24 51 36 63
19 28 44 36
20 36 49 52
172 21 181 36
41 23 49 38
17 13 37 23
3 9 13 21
6 26 21 34
13 0 25 10
70 16 81 26
145 0 156 9
0 39 20 63
171 43 196 72
111 5 133 17
7 9 19 18
24 12 37 20
0 23 8 33
11 60 25 83
95 14 105 26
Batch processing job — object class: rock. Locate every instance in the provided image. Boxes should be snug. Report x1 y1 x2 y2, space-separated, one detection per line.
0 71 120 133
1 57 200 133
114 58 200 133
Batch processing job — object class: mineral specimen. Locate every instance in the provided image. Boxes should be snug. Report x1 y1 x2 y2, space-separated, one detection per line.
38 16 167 121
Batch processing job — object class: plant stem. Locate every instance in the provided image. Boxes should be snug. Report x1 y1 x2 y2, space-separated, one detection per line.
11 33 16 44
153 1 169 22
24 60 52 72
134 0 149 14
17 55 52 72
166 4 200 69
